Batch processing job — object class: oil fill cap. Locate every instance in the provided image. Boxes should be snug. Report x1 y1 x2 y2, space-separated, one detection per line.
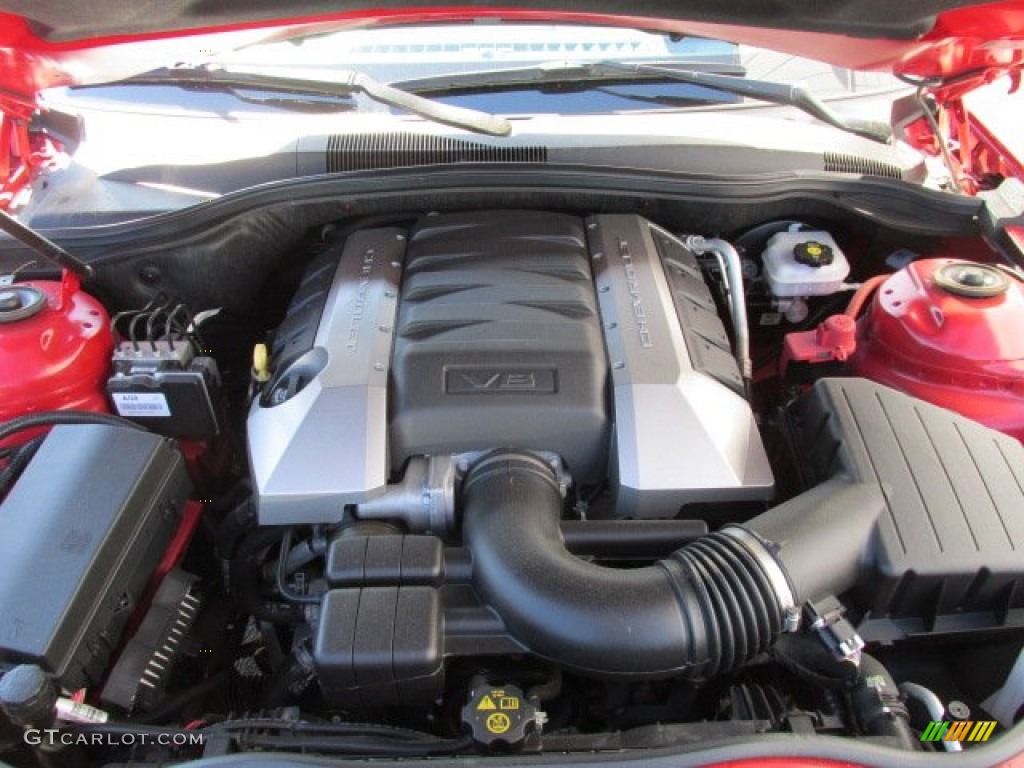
0 285 45 323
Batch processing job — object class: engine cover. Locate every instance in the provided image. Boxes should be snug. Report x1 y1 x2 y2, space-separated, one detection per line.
588 215 774 517
249 211 773 524
248 228 405 525
390 211 610 483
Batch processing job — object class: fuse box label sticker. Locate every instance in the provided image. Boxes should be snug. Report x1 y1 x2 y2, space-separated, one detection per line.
111 392 171 418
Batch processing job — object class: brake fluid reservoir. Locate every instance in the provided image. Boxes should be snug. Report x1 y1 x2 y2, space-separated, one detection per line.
0 273 112 444
762 230 850 297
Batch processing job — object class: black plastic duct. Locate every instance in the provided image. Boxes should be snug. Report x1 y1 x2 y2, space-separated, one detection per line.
463 453 805 679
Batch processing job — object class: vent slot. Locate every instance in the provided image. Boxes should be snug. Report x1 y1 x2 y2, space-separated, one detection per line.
325 133 547 172
824 152 902 179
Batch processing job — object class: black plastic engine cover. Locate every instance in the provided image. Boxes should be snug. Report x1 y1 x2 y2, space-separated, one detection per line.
390 211 609 483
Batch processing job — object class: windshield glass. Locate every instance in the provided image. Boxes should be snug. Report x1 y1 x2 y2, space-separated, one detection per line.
47 23 907 119
26 22 919 219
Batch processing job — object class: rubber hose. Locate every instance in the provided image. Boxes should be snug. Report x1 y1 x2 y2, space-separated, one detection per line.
854 654 917 751
463 452 791 679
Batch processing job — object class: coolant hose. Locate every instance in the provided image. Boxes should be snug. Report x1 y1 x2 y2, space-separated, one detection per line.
854 655 917 751
463 453 799 679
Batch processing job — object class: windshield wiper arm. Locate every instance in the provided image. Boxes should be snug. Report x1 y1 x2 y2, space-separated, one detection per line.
392 59 747 94
593 61 892 144
123 65 512 137
396 59 891 144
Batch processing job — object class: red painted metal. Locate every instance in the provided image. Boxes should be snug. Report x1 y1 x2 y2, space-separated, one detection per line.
115 498 204 667
851 258 1024 440
0 113 61 209
0 272 113 446
150 499 204 591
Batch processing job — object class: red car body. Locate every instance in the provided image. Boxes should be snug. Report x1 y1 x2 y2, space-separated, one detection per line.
2 3 1024 767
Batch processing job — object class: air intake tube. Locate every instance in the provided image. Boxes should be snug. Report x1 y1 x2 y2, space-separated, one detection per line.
463 453 805 679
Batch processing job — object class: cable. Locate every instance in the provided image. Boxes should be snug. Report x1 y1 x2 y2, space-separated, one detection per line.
146 296 177 343
135 673 230 724
0 410 146 446
0 434 45 498
845 274 890 318
275 528 321 604
915 86 963 194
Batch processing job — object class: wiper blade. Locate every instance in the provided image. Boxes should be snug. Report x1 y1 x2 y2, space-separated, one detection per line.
398 60 891 144
121 65 512 137
595 61 892 144
392 59 746 94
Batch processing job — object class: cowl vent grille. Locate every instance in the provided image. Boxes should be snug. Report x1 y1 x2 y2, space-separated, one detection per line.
824 152 902 179
325 133 547 172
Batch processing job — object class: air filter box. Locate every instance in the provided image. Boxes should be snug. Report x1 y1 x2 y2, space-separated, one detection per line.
0 425 191 688
787 378 1024 642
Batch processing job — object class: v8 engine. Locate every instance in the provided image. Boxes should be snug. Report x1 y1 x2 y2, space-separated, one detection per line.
248 211 774 525
6 196 1024 765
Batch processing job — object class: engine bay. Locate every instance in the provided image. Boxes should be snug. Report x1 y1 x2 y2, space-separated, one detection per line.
2 191 1024 765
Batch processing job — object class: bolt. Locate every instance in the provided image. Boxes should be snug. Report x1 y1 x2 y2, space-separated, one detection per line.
0 290 21 311
140 266 161 285
948 700 971 720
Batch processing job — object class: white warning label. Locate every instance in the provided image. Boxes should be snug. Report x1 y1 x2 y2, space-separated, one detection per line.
111 392 171 418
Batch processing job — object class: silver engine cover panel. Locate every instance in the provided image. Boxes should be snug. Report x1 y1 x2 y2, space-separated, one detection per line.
248 228 405 524
587 214 774 518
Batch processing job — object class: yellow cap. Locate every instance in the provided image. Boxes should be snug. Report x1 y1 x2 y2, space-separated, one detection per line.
252 343 271 383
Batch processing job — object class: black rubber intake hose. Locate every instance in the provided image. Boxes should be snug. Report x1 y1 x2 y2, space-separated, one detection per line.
463 453 798 680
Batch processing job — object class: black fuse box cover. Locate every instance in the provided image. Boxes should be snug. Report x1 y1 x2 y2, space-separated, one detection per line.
0 425 191 688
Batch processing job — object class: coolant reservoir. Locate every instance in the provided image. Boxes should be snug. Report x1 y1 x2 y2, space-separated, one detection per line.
851 259 1024 440
762 230 850 297
0 274 113 445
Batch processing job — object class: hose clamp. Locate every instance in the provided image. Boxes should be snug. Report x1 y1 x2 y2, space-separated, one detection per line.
722 526 800 632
